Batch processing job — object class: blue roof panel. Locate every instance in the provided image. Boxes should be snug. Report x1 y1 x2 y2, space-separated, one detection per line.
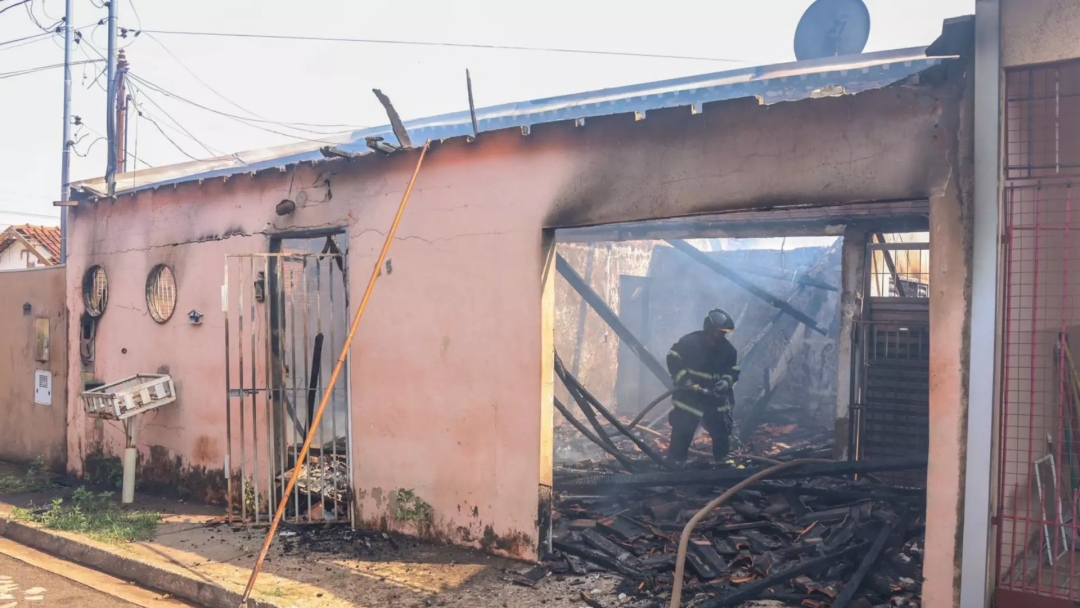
75 47 941 196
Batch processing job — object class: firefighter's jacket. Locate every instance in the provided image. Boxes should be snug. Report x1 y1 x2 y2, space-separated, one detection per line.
666 331 740 417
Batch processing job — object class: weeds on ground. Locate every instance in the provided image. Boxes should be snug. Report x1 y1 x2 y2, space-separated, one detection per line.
11 487 160 543
85 452 124 489
0 457 57 493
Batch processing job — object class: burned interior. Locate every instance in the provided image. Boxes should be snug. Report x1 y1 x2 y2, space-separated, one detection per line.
539 204 933 607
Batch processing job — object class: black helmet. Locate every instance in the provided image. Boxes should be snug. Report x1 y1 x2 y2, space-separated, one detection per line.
703 308 735 333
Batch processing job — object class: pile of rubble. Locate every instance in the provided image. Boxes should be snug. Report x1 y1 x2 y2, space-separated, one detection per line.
537 420 926 607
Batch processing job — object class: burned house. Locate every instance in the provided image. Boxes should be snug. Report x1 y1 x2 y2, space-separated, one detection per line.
15 4 1077 604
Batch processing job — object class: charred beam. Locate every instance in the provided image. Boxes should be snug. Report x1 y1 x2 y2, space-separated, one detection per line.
664 239 827 336
560 379 621 456
735 262 837 292
555 254 673 390
555 457 927 490
372 89 413 148
553 540 644 579
555 353 672 470
553 396 638 473
831 521 894 608
699 543 865 607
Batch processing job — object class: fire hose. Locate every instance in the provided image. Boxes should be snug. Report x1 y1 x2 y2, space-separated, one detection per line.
669 458 833 608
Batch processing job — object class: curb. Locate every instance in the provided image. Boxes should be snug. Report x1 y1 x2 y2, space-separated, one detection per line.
0 517 277 608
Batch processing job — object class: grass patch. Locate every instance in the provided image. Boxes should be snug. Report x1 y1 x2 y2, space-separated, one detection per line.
12 487 161 544
0 457 57 493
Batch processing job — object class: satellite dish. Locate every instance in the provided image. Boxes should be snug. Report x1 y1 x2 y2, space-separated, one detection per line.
794 0 871 61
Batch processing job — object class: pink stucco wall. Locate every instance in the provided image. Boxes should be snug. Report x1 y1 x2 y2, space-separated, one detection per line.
66 80 969 560
0 266 67 469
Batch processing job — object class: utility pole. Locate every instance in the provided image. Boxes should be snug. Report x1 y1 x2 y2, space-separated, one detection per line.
59 0 73 263
104 0 118 194
115 49 128 173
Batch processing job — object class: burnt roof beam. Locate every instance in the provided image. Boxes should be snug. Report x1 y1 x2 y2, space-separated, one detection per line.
665 239 827 336
555 253 673 390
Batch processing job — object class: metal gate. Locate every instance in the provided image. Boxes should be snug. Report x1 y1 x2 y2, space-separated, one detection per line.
224 240 352 526
851 241 930 487
994 59 1080 606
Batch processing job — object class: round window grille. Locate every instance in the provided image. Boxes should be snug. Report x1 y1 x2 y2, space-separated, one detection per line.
82 265 108 318
146 264 177 323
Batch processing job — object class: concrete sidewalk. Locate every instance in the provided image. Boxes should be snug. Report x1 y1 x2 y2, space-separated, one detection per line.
0 492 624 608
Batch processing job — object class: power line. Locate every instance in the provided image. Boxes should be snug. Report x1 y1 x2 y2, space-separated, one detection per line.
0 21 96 54
124 0 140 31
0 29 50 48
139 110 201 161
128 72 353 145
0 58 101 80
0 1 32 18
141 32 368 133
128 79 222 157
0 208 61 220
79 121 153 169
71 135 105 157
23 0 61 32
128 28 748 64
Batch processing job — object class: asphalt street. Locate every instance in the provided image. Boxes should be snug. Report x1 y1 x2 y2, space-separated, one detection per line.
0 551 140 607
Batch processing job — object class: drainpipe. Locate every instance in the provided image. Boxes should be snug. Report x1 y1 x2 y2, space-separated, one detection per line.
960 2 1001 607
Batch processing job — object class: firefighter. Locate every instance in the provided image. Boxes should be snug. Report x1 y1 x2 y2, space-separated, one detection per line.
665 308 740 467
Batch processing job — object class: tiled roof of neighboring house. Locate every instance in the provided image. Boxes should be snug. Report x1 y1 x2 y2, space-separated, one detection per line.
0 224 62 261
71 46 945 199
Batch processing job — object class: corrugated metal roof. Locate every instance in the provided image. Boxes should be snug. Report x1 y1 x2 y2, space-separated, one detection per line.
72 46 941 198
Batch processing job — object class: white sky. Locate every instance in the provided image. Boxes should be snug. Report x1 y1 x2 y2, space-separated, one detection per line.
0 0 973 228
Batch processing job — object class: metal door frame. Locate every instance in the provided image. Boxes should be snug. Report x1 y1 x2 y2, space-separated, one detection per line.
850 240 930 484
224 246 352 526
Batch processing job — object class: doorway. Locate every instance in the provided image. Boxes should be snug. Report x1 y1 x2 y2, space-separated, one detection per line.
223 230 352 525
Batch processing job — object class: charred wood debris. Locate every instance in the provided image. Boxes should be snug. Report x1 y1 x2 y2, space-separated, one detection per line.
524 368 927 607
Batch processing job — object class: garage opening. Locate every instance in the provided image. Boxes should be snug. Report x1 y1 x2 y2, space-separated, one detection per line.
543 205 932 607
551 234 842 469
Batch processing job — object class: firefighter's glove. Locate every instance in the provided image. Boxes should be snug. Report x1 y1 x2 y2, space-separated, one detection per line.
713 379 730 393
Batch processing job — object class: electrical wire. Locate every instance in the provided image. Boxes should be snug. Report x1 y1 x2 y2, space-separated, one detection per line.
0 58 101 80
128 72 354 145
24 0 61 32
142 32 368 133
124 0 140 31
35 0 59 22
0 208 62 220
128 28 749 64
139 111 200 161
0 0 32 18
0 29 50 48
127 79 221 157
76 43 108 90
0 22 96 52
80 121 153 169
71 135 105 157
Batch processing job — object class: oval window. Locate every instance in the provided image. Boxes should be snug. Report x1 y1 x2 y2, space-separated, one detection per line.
146 264 177 324
83 265 108 318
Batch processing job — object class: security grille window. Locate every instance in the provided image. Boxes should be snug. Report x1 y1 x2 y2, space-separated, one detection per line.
146 264 177 323
83 265 108 317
